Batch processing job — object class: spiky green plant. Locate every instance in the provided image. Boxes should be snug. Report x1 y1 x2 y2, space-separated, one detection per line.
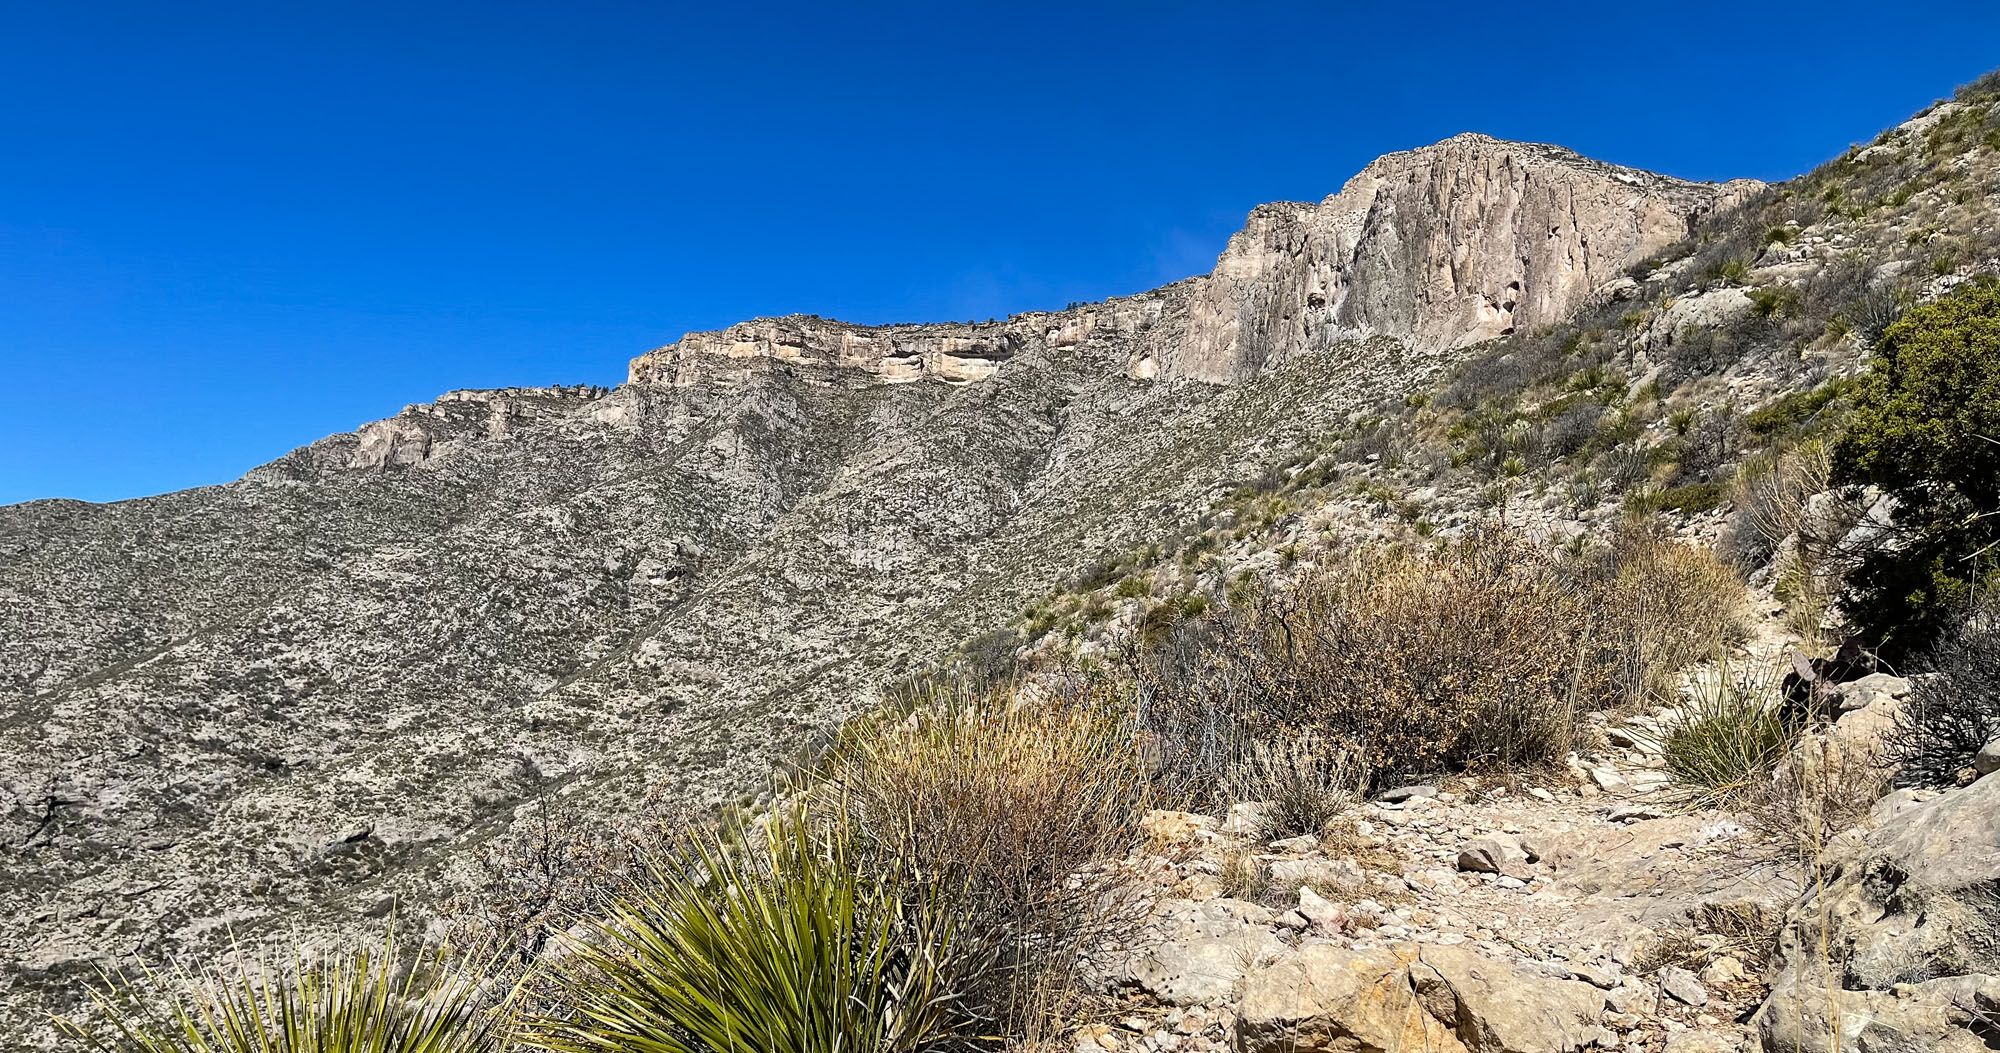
60 938 511 1053
1652 660 1797 802
526 812 989 1053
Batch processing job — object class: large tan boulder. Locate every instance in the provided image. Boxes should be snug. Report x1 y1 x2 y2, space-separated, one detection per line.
1755 774 2000 1051
1236 942 1605 1053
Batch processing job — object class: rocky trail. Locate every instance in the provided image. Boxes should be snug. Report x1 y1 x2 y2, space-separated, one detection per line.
1077 607 1951 1053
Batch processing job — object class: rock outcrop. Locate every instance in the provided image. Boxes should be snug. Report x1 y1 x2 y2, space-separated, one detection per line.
1756 773 2000 1053
1160 134 1761 381
628 135 1756 390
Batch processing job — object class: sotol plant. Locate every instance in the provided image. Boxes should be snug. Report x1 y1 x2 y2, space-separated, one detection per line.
61 939 510 1053
527 812 990 1053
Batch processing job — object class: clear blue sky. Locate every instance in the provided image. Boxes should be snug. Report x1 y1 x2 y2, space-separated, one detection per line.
4 1 1997 503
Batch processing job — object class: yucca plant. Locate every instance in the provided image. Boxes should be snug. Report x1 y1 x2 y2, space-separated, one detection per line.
60 938 511 1053
526 812 989 1053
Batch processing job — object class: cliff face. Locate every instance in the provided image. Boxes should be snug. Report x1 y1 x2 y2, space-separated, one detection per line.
618 135 1753 394
1162 134 1761 380
0 133 1756 1045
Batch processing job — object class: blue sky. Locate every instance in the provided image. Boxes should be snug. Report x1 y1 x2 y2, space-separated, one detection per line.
4 2 1998 503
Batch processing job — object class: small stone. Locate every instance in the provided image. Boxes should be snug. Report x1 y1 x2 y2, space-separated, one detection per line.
1528 787 1556 802
1627 770 1671 792
1660 966 1709 1006
1698 955 1746 985
1456 833 1525 873
1378 784 1438 803
1268 834 1318 853
1296 885 1344 928
1568 961 1621 988
1590 767 1630 792
1275 909 1310 930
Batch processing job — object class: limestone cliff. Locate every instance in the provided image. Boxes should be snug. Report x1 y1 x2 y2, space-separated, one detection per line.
630 134 1758 391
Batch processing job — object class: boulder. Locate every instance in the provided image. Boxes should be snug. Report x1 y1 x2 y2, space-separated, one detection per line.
1408 943 1608 1053
1238 944 1455 1052
1755 775 2000 1050
1237 942 1605 1053
1457 834 1527 873
1976 738 2000 777
1119 898 1289 1006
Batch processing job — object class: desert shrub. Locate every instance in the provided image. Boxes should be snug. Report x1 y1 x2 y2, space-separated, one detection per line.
1652 661 1796 802
1591 527 1748 705
444 796 697 987
1628 480 1727 515
531 813 986 1053
64 938 510 1053
1137 530 1616 793
814 679 1147 1032
1223 731 1363 837
1745 379 1857 441
1833 278 2000 658
1540 400 1607 460
1887 598 2000 787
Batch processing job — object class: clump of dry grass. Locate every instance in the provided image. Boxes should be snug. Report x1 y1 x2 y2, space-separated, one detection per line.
1742 733 1891 877
812 676 1150 1039
1223 731 1363 837
1595 526 1748 705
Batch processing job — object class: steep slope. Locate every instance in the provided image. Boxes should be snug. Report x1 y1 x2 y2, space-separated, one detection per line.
0 135 1739 1045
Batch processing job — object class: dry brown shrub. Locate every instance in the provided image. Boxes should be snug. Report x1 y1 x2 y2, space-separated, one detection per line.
439 790 698 1005
1135 527 1745 794
812 675 1151 1037
1593 525 1748 706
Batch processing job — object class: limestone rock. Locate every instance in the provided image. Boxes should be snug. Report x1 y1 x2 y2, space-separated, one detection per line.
1164 135 1756 381
1408 943 1608 1053
1457 834 1527 873
1756 775 2000 1050
1660 966 1709 1006
1237 942 1605 1053
1976 738 2000 776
